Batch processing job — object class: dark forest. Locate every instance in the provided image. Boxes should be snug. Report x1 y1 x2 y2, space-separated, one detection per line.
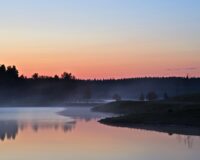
0 64 200 106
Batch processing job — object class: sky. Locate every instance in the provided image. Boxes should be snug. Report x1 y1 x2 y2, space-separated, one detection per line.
0 0 200 79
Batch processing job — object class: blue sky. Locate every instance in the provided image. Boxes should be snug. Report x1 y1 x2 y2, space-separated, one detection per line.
1 0 199 32
0 0 200 78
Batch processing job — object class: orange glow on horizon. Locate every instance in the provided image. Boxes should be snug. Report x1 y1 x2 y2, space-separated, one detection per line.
1 34 199 79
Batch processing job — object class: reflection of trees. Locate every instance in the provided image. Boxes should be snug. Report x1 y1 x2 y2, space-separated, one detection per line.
0 120 76 142
176 135 198 149
63 122 75 132
0 121 18 141
30 121 76 133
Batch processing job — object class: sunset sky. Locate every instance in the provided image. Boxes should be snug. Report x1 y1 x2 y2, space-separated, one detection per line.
0 0 200 79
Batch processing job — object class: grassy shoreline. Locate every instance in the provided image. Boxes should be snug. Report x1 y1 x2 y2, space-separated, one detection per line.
92 100 200 135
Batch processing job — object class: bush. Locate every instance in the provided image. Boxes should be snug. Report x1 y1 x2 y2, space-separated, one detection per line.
139 93 145 101
146 91 158 101
113 94 121 101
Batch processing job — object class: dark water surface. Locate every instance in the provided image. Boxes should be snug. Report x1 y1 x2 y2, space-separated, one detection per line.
0 107 199 160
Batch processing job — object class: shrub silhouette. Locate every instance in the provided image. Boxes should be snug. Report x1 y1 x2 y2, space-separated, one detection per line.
113 94 121 101
146 91 158 101
83 86 92 102
139 93 145 101
164 92 169 100
61 72 75 80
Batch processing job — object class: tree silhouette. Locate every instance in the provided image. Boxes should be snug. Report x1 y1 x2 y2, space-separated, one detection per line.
83 86 92 102
6 66 19 80
146 91 158 101
32 73 39 79
19 75 26 79
113 94 121 101
164 92 169 100
139 93 145 101
61 72 75 80
0 63 200 106
0 65 6 80
54 75 59 80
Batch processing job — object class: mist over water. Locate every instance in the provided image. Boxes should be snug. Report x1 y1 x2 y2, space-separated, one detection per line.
0 107 199 160
0 0 200 159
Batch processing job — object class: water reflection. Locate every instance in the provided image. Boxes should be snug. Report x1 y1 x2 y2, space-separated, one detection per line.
176 135 196 149
59 107 114 122
0 107 199 160
125 126 200 149
30 121 76 133
0 120 76 141
0 107 77 141
0 107 111 142
0 121 18 141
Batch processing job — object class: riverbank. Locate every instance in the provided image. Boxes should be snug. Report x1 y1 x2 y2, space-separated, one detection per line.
92 100 200 135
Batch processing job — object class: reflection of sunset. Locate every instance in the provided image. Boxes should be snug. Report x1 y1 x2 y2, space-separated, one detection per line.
1 120 200 160
0 0 200 160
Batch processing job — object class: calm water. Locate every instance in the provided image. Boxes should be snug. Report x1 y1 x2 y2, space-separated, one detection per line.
0 107 199 160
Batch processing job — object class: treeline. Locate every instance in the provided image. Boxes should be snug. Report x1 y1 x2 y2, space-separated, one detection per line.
0 64 76 82
0 65 19 82
0 64 78 106
0 64 200 106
